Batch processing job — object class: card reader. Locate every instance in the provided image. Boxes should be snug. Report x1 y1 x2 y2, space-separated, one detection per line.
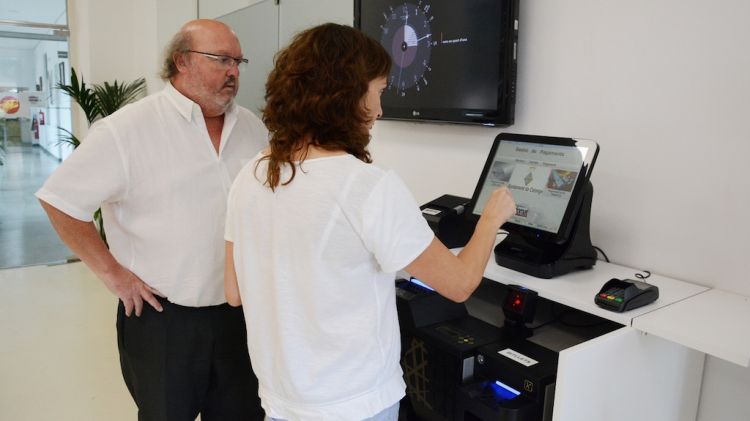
595 278 659 312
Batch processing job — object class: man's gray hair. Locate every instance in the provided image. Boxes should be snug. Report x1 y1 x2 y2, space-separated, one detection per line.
160 30 193 81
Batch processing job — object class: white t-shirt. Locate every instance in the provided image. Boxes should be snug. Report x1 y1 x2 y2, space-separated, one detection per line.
36 83 268 306
225 153 434 421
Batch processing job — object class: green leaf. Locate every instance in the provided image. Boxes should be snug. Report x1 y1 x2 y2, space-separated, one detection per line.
93 77 147 117
93 208 108 247
56 68 101 125
56 127 80 148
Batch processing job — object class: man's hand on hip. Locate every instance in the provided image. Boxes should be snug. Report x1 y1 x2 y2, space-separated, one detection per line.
104 265 164 316
38 200 165 317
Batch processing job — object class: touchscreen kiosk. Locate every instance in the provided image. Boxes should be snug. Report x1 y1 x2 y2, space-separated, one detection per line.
469 133 599 278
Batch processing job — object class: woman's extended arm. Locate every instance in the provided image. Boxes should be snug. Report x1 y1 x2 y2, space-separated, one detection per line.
405 186 516 302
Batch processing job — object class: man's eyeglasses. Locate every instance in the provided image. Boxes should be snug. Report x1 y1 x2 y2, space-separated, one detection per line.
187 50 248 71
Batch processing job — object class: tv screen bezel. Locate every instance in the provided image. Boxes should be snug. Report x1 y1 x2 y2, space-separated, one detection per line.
467 133 599 245
353 0 519 127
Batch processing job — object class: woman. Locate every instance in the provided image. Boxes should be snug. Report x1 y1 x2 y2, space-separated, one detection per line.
224 23 515 421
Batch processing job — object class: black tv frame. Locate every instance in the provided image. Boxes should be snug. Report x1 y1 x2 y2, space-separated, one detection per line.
354 0 519 126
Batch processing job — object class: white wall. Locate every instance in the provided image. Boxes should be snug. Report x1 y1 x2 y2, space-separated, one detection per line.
277 0 354 46
378 0 750 298
68 0 147 84
203 0 354 115
65 0 97 138
0 47 36 90
199 0 263 19
67 0 197 137
73 0 750 420
154 0 198 92
69 0 194 99
213 1 280 115
33 39 72 160
33 40 70 107
83 0 157 86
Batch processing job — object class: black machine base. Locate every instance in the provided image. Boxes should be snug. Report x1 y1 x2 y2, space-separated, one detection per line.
457 381 538 421
494 182 597 279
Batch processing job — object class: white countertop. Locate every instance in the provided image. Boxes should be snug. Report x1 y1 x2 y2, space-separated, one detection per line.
633 288 750 367
482 259 709 326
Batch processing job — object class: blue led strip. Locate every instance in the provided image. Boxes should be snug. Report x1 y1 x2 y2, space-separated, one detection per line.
409 277 435 292
490 380 521 400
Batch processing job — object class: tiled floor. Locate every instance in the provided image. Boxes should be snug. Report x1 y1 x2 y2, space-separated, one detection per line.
0 262 136 420
0 144 74 269
0 146 217 420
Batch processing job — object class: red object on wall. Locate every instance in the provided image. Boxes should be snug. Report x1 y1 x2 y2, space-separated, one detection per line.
39 110 45 125
31 115 39 139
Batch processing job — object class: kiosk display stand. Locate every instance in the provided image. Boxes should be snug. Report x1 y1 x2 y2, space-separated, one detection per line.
494 181 596 279
468 133 599 280
407 132 720 421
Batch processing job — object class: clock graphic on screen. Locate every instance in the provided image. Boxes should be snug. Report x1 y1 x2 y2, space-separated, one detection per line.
380 2 434 96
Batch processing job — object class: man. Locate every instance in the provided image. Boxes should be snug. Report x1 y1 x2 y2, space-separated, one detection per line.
36 20 267 420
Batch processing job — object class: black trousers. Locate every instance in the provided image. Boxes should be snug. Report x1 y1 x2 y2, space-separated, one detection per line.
116 296 264 421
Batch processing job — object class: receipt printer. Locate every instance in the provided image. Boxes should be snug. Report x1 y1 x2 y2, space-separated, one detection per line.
420 195 475 249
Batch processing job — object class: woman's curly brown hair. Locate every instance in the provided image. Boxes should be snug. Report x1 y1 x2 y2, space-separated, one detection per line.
260 23 391 190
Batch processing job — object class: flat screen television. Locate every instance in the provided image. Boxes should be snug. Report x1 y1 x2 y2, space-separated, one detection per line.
469 133 600 278
354 0 519 126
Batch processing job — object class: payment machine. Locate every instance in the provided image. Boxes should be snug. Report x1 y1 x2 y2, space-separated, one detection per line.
396 279 559 421
400 132 604 420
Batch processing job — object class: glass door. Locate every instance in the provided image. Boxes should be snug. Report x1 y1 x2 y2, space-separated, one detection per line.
0 0 74 268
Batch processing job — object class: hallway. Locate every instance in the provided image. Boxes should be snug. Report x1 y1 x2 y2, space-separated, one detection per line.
0 144 74 268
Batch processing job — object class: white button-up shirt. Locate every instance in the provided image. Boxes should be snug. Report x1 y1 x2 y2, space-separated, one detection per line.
36 83 268 306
